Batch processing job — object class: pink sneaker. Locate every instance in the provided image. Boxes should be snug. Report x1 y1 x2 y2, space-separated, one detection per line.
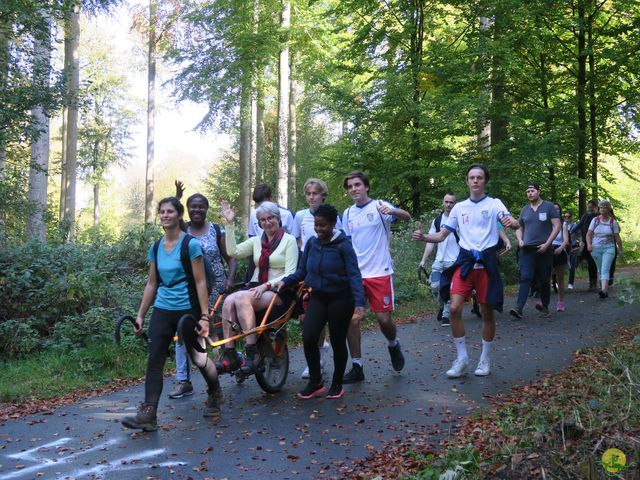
556 301 566 312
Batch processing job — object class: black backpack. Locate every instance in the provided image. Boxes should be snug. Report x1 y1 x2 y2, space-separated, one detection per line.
153 234 216 308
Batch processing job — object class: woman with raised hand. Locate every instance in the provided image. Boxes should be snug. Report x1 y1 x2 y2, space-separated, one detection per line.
278 204 365 400
168 190 238 400
217 200 298 374
586 200 624 299
121 197 223 432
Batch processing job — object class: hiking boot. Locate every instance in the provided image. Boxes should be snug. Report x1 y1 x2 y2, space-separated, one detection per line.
121 403 158 432
216 348 242 374
509 307 523 320
538 305 551 318
326 383 344 399
445 357 469 379
474 358 491 377
598 290 608 299
342 363 365 384
203 387 223 417
168 380 194 399
297 381 326 399
388 341 405 372
436 307 444 323
441 316 450 327
241 344 259 374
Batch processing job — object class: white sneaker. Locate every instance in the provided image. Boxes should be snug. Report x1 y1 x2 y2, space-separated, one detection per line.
567 283 574 290
446 357 469 378
474 358 491 376
301 360 324 379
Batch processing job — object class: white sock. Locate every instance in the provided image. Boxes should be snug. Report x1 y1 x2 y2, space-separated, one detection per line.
480 339 492 362
352 357 363 367
387 338 398 348
454 336 468 360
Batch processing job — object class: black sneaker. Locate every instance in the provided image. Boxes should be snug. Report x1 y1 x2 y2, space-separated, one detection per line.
441 316 450 327
598 290 609 299
538 305 551 318
471 299 482 318
215 348 241 374
509 307 523 320
388 341 405 372
326 383 344 399
297 381 325 399
436 307 444 323
342 363 365 384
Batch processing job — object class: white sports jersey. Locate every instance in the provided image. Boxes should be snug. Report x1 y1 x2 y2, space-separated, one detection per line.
248 205 297 238
429 213 460 263
342 199 395 278
443 196 510 252
295 208 344 251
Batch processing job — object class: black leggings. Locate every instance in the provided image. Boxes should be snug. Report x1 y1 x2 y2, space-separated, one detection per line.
145 307 219 405
303 291 354 385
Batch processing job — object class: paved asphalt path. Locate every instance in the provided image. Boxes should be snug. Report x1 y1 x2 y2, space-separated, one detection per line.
1 275 637 480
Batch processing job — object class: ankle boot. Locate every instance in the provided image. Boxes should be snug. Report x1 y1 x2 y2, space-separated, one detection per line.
204 387 223 417
216 348 241 374
121 402 158 431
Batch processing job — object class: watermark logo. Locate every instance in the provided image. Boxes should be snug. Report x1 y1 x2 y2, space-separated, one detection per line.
601 448 626 474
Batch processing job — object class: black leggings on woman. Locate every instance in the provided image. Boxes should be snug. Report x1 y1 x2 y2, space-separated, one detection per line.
303 291 354 385
145 307 219 405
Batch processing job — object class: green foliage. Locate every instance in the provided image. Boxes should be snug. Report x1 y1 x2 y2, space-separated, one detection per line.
0 229 150 360
403 444 480 479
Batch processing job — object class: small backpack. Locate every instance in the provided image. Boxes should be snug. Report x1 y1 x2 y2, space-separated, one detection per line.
594 215 615 232
153 234 216 308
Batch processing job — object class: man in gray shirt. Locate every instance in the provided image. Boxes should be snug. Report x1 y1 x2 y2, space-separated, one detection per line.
510 183 561 319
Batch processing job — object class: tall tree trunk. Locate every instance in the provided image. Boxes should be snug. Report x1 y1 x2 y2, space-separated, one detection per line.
239 67 252 230
408 0 424 216
0 18 9 238
540 53 556 201
276 0 290 206
62 5 80 240
476 15 492 149
256 84 265 182
576 0 588 215
587 20 598 201
287 60 297 207
27 8 52 243
93 182 100 228
145 0 157 226
249 0 259 190
59 108 67 219
490 12 508 150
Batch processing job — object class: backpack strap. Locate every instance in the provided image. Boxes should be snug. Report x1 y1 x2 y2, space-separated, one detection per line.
434 212 460 243
153 239 163 286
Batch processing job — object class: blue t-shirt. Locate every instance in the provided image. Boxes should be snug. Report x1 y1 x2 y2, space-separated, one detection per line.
147 234 203 310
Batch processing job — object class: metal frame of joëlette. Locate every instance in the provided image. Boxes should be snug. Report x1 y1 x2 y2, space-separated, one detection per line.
200 283 306 350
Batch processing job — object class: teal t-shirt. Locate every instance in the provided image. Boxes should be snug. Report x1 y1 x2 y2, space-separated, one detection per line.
148 234 203 310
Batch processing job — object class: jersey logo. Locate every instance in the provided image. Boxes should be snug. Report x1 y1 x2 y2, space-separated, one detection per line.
482 210 489 220
367 212 375 222
383 296 391 307
462 213 469 224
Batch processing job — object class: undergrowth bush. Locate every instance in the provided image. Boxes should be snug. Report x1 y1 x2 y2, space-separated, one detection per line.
0 228 151 360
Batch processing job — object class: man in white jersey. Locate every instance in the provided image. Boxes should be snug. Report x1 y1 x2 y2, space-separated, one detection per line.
419 193 460 327
413 164 519 378
294 178 343 379
295 178 343 251
248 183 298 238
342 171 412 383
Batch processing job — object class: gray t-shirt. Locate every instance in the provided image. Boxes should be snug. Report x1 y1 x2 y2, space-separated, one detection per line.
518 200 559 247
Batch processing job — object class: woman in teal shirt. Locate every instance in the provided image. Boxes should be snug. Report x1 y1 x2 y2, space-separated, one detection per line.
121 197 223 431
